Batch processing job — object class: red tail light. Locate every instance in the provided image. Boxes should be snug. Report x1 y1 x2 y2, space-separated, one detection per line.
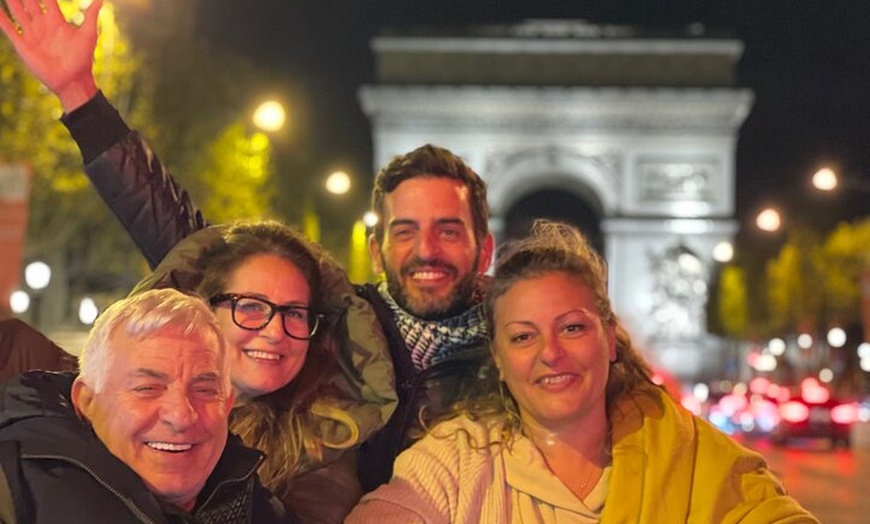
831 403 859 425
780 401 810 423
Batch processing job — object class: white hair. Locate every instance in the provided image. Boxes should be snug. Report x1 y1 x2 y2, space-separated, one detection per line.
78 288 230 392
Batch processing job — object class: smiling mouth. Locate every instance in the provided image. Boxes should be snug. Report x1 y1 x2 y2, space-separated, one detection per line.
408 269 452 284
147 442 193 453
243 350 283 362
537 374 575 386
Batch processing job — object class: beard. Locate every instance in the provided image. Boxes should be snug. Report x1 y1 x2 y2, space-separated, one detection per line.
384 255 479 321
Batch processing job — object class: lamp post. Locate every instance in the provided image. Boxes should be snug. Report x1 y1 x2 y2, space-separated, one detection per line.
23 261 51 329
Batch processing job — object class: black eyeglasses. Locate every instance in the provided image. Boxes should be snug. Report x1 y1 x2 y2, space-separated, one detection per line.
209 293 322 340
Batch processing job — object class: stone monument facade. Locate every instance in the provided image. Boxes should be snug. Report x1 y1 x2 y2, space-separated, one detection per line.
359 20 753 382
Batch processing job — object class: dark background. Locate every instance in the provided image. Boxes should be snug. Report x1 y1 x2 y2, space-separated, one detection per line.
192 0 870 249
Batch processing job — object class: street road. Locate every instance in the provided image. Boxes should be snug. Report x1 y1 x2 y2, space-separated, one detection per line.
743 438 869 524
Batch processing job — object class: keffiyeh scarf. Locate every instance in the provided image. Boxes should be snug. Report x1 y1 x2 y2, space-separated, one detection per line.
379 282 488 371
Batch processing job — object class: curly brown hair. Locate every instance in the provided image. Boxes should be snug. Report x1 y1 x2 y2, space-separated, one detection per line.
441 219 654 445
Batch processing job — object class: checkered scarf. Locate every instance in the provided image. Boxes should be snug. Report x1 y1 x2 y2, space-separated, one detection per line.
378 282 488 371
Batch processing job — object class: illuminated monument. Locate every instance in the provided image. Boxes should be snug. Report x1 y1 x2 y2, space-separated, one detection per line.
359 20 754 382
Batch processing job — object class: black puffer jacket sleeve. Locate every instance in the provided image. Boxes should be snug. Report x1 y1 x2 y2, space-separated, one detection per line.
61 92 208 269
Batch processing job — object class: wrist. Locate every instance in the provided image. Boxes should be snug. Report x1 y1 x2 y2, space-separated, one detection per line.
56 77 99 113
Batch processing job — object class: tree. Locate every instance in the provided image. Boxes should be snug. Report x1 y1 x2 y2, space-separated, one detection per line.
717 264 749 338
0 1 154 326
192 123 275 223
820 218 870 325
765 228 825 335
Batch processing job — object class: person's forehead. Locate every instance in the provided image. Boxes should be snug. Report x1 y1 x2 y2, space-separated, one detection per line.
113 326 223 371
384 177 474 220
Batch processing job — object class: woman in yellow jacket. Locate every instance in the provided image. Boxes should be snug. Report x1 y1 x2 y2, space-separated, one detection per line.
347 220 818 524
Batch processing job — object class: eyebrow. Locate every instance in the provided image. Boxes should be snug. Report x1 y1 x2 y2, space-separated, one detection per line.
388 217 466 229
191 372 221 383
223 292 310 308
128 369 222 383
502 308 595 328
129 368 169 381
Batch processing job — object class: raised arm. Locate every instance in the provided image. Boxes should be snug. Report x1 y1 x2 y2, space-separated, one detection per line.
1 0 208 268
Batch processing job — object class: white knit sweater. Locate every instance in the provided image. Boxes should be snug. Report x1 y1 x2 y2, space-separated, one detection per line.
345 416 605 524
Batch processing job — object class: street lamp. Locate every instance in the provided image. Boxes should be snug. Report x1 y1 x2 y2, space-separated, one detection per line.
252 100 286 133
325 170 352 196
811 167 870 194
755 207 782 233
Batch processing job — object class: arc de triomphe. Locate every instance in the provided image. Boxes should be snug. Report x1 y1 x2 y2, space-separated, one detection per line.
359 20 754 382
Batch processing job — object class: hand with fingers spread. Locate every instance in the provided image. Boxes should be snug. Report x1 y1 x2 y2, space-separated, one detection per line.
0 0 103 112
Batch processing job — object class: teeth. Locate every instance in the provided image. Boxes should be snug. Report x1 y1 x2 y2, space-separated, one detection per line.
539 374 572 386
412 271 446 281
244 350 281 361
147 442 192 452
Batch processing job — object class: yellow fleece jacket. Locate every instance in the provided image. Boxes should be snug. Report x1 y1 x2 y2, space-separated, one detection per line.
346 385 818 524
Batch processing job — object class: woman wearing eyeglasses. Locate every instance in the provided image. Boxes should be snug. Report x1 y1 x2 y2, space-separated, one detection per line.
123 221 395 524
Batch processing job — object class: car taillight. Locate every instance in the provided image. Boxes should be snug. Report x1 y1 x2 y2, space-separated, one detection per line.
831 403 859 425
800 378 831 404
780 401 810 423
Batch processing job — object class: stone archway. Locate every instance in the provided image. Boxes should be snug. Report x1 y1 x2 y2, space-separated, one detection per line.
503 188 604 255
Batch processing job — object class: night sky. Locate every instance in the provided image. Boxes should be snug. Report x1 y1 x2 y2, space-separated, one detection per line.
194 0 870 249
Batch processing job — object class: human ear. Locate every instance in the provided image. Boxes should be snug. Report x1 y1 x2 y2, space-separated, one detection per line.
368 234 385 275
70 377 95 420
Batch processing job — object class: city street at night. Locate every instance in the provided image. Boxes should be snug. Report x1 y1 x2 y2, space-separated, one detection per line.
742 437 870 524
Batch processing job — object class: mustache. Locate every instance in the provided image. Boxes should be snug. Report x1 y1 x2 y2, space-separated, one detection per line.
401 257 457 275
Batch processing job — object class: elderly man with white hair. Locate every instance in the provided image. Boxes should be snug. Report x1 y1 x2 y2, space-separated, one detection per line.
0 288 292 523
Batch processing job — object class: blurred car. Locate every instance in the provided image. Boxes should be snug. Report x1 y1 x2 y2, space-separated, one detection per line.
770 378 858 449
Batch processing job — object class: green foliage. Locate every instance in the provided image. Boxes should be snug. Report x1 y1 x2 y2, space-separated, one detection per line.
819 218 870 323
765 228 825 333
715 219 870 339
194 124 275 223
717 265 748 338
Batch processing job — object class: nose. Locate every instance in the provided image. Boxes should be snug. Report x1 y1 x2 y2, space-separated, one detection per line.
538 332 566 366
160 388 198 431
259 311 286 340
415 229 441 260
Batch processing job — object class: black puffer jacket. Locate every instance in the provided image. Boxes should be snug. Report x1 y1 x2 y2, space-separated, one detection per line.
0 371 289 524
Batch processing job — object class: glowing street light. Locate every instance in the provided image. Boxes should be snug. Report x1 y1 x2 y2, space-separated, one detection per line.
325 170 352 195
9 290 30 314
755 208 782 232
252 100 286 133
811 168 838 191
712 241 734 263
362 211 379 228
24 261 51 291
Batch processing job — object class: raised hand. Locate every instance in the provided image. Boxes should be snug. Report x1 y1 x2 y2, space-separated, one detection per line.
0 0 103 112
